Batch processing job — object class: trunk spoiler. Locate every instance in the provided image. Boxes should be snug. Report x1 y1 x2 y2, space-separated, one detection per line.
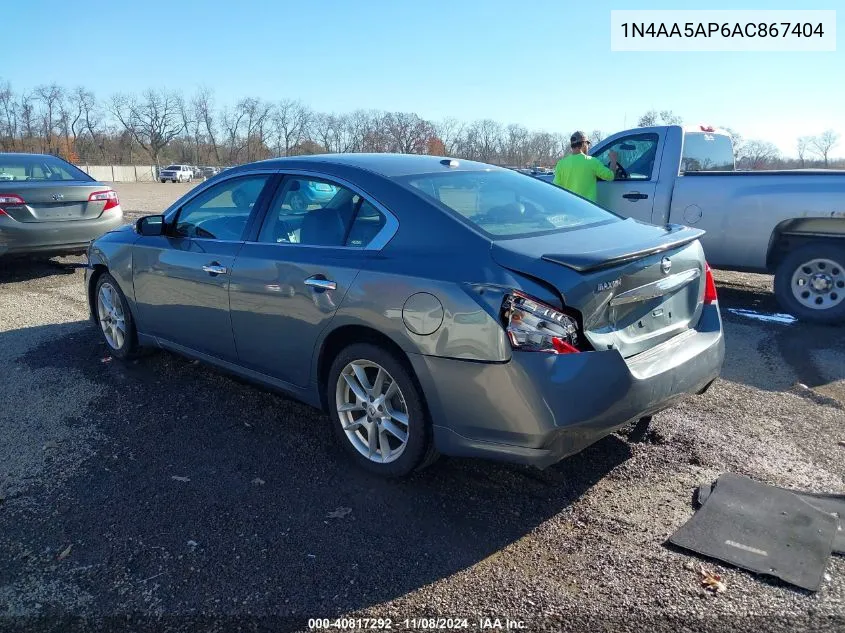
541 224 705 272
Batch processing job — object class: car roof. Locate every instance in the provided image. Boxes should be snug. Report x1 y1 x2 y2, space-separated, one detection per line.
251 153 503 178
0 152 60 159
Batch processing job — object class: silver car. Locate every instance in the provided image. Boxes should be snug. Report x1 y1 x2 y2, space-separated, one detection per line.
86 154 724 476
0 153 124 258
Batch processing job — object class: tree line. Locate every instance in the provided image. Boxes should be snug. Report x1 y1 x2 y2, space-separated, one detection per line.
1 80 841 170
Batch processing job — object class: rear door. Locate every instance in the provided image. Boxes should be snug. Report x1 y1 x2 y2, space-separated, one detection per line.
230 174 395 388
132 172 276 362
592 132 661 223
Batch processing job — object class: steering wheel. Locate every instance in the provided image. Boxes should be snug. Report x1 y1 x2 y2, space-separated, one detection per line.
613 163 630 180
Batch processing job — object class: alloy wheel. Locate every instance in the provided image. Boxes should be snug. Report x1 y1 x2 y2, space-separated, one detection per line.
335 360 409 464
97 282 127 350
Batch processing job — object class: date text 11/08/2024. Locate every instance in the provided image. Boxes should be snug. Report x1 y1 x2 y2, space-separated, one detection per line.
308 617 527 630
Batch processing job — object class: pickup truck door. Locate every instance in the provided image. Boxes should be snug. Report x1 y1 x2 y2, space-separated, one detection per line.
592 132 661 224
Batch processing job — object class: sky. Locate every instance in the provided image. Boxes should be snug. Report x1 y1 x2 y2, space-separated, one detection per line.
4 0 843 156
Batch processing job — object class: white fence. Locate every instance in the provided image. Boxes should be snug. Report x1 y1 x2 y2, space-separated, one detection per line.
75 164 158 183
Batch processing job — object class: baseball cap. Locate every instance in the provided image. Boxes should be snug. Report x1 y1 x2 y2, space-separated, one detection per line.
570 131 589 145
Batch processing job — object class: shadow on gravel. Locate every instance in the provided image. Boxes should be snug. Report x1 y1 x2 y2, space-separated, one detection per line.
0 256 87 284
4 322 632 619
716 286 844 394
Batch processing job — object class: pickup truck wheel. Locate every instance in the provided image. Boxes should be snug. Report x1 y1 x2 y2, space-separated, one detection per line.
774 242 845 324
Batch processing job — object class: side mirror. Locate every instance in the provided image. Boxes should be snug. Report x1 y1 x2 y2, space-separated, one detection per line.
136 215 165 236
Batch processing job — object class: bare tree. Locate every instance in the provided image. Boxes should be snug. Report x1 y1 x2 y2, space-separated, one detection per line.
504 124 529 165
73 87 106 161
810 129 840 167
637 109 682 127
272 99 310 156
737 140 780 170
383 112 433 154
193 87 219 163
19 92 36 151
34 83 64 153
435 117 464 156
110 89 184 165
797 136 810 168
0 80 18 150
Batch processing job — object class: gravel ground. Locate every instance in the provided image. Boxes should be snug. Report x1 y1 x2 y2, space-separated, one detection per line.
0 183 844 632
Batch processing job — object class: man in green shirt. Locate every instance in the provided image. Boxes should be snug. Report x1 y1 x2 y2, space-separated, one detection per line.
553 131 618 203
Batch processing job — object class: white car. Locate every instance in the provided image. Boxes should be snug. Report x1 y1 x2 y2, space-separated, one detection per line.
159 165 193 183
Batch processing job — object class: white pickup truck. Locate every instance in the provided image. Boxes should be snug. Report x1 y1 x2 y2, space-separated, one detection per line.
571 125 845 323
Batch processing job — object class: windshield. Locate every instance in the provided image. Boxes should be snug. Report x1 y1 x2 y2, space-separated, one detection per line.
398 169 619 238
0 154 93 182
164 165 180 171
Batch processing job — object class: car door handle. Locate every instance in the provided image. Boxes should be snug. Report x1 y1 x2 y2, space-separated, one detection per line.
201 263 228 275
623 192 649 200
304 276 337 291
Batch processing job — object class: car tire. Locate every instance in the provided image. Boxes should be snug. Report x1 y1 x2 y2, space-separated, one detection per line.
327 343 437 477
774 241 845 324
94 272 139 359
160 179 166 184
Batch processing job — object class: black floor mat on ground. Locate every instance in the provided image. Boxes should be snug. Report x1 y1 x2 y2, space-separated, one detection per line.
697 481 845 554
670 473 838 591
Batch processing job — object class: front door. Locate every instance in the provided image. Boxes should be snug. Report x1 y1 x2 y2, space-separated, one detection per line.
592 132 660 223
132 174 274 362
230 175 392 388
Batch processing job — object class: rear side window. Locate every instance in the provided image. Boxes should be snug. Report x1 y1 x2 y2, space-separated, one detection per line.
256 176 387 248
681 133 735 172
0 155 92 182
398 169 618 238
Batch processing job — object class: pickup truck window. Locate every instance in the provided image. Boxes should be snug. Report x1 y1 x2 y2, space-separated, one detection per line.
681 132 735 172
592 133 658 181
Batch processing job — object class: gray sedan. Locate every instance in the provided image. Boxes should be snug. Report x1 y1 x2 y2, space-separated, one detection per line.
85 154 724 476
0 153 124 257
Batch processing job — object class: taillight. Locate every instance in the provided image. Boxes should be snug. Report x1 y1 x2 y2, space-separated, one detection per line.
703 263 718 304
88 190 120 212
0 193 25 217
502 291 581 354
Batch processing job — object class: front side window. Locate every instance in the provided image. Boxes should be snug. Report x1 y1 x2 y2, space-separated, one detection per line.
257 176 386 248
173 175 270 240
592 133 659 181
398 169 618 239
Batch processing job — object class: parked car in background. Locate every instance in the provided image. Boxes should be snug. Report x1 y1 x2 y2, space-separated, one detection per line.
585 125 845 323
86 154 723 477
0 153 124 258
159 165 193 183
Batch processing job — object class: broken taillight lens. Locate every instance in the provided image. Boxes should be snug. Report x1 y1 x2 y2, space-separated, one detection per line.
703 263 718 304
502 291 580 354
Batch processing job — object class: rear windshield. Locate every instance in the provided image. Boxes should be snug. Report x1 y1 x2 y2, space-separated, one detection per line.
165 165 181 171
398 169 619 238
681 133 735 172
0 154 93 182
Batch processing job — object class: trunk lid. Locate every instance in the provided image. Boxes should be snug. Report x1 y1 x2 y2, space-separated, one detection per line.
491 219 708 358
1 181 113 223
